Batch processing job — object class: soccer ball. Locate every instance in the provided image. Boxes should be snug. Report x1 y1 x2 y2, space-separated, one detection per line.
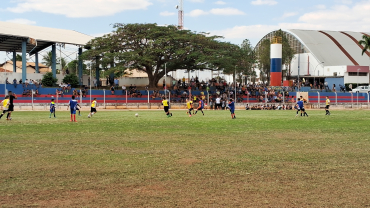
87 115 91 118
135 113 139 117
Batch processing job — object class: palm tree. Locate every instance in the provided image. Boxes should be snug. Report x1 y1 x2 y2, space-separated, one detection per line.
42 51 52 67
359 34 370 55
42 51 68 69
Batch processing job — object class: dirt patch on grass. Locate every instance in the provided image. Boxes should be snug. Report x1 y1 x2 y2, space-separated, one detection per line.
177 158 202 165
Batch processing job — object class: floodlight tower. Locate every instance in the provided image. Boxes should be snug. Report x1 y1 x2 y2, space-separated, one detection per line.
176 0 184 30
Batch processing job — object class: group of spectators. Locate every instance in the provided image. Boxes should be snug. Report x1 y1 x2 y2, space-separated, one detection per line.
5 77 42 89
246 104 294 110
22 89 39 96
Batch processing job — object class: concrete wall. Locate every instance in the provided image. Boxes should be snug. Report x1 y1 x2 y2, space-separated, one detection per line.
325 77 344 91
344 72 369 84
0 72 65 84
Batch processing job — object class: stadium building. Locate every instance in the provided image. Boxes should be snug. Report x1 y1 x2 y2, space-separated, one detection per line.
255 29 370 91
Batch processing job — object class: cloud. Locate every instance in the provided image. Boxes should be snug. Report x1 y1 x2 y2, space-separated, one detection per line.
251 0 278 6
6 0 152 18
5 18 36 25
280 12 298 19
210 8 245 15
188 9 209 17
160 11 176 16
337 0 352 4
188 7 245 17
210 1 370 46
316 4 326 9
214 1 226 5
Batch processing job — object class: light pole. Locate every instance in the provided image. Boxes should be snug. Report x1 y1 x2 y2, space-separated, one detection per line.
357 68 361 89
234 65 237 103
314 62 324 89
165 63 167 96
89 65 92 104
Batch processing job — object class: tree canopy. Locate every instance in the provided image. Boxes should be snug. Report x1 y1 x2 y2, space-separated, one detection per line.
81 23 247 87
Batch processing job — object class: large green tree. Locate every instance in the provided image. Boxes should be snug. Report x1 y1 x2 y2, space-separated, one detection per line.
81 23 236 87
359 34 370 55
257 38 271 83
221 39 256 84
66 60 88 75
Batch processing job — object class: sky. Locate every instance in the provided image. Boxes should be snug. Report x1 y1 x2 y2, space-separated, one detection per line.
1 0 370 63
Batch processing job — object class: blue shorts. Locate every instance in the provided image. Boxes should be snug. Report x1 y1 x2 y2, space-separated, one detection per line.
50 109 55 113
230 109 235 114
70 110 76 115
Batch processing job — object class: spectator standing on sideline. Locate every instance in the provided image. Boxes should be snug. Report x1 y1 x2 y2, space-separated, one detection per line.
114 78 119 88
93 78 97 89
110 85 115 95
122 85 126 94
13 78 17 88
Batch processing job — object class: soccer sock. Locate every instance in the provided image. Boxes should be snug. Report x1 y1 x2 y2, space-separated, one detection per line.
54 112 56 117
49 113 52 117
70 115 73 121
301 113 302 116
74 115 76 121
195 111 198 114
6 113 10 119
0 113 3 118
201 110 204 115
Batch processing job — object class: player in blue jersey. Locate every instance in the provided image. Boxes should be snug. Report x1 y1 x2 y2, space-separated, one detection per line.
49 98 56 118
228 98 236 119
67 95 81 122
295 98 300 117
296 98 308 117
194 99 205 115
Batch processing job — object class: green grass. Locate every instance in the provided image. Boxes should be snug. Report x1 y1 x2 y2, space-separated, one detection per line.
1 109 370 207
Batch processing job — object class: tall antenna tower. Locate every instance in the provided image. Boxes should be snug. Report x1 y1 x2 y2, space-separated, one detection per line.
177 0 184 29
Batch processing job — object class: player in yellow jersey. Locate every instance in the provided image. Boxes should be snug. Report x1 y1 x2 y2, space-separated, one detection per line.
0 95 10 120
88 98 97 118
186 99 193 117
325 96 330 115
162 97 172 117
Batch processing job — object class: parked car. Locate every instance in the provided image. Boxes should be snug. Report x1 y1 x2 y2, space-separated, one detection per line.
351 86 370 93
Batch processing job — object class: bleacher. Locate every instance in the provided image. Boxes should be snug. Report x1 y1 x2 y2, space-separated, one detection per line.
1 84 369 105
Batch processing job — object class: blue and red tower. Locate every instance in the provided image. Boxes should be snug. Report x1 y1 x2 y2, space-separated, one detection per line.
270 36 282 86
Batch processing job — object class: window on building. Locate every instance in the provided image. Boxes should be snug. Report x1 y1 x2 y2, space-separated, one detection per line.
348 72 367 76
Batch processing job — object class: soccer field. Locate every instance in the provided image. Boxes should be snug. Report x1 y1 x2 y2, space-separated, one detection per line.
1 110 370 207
